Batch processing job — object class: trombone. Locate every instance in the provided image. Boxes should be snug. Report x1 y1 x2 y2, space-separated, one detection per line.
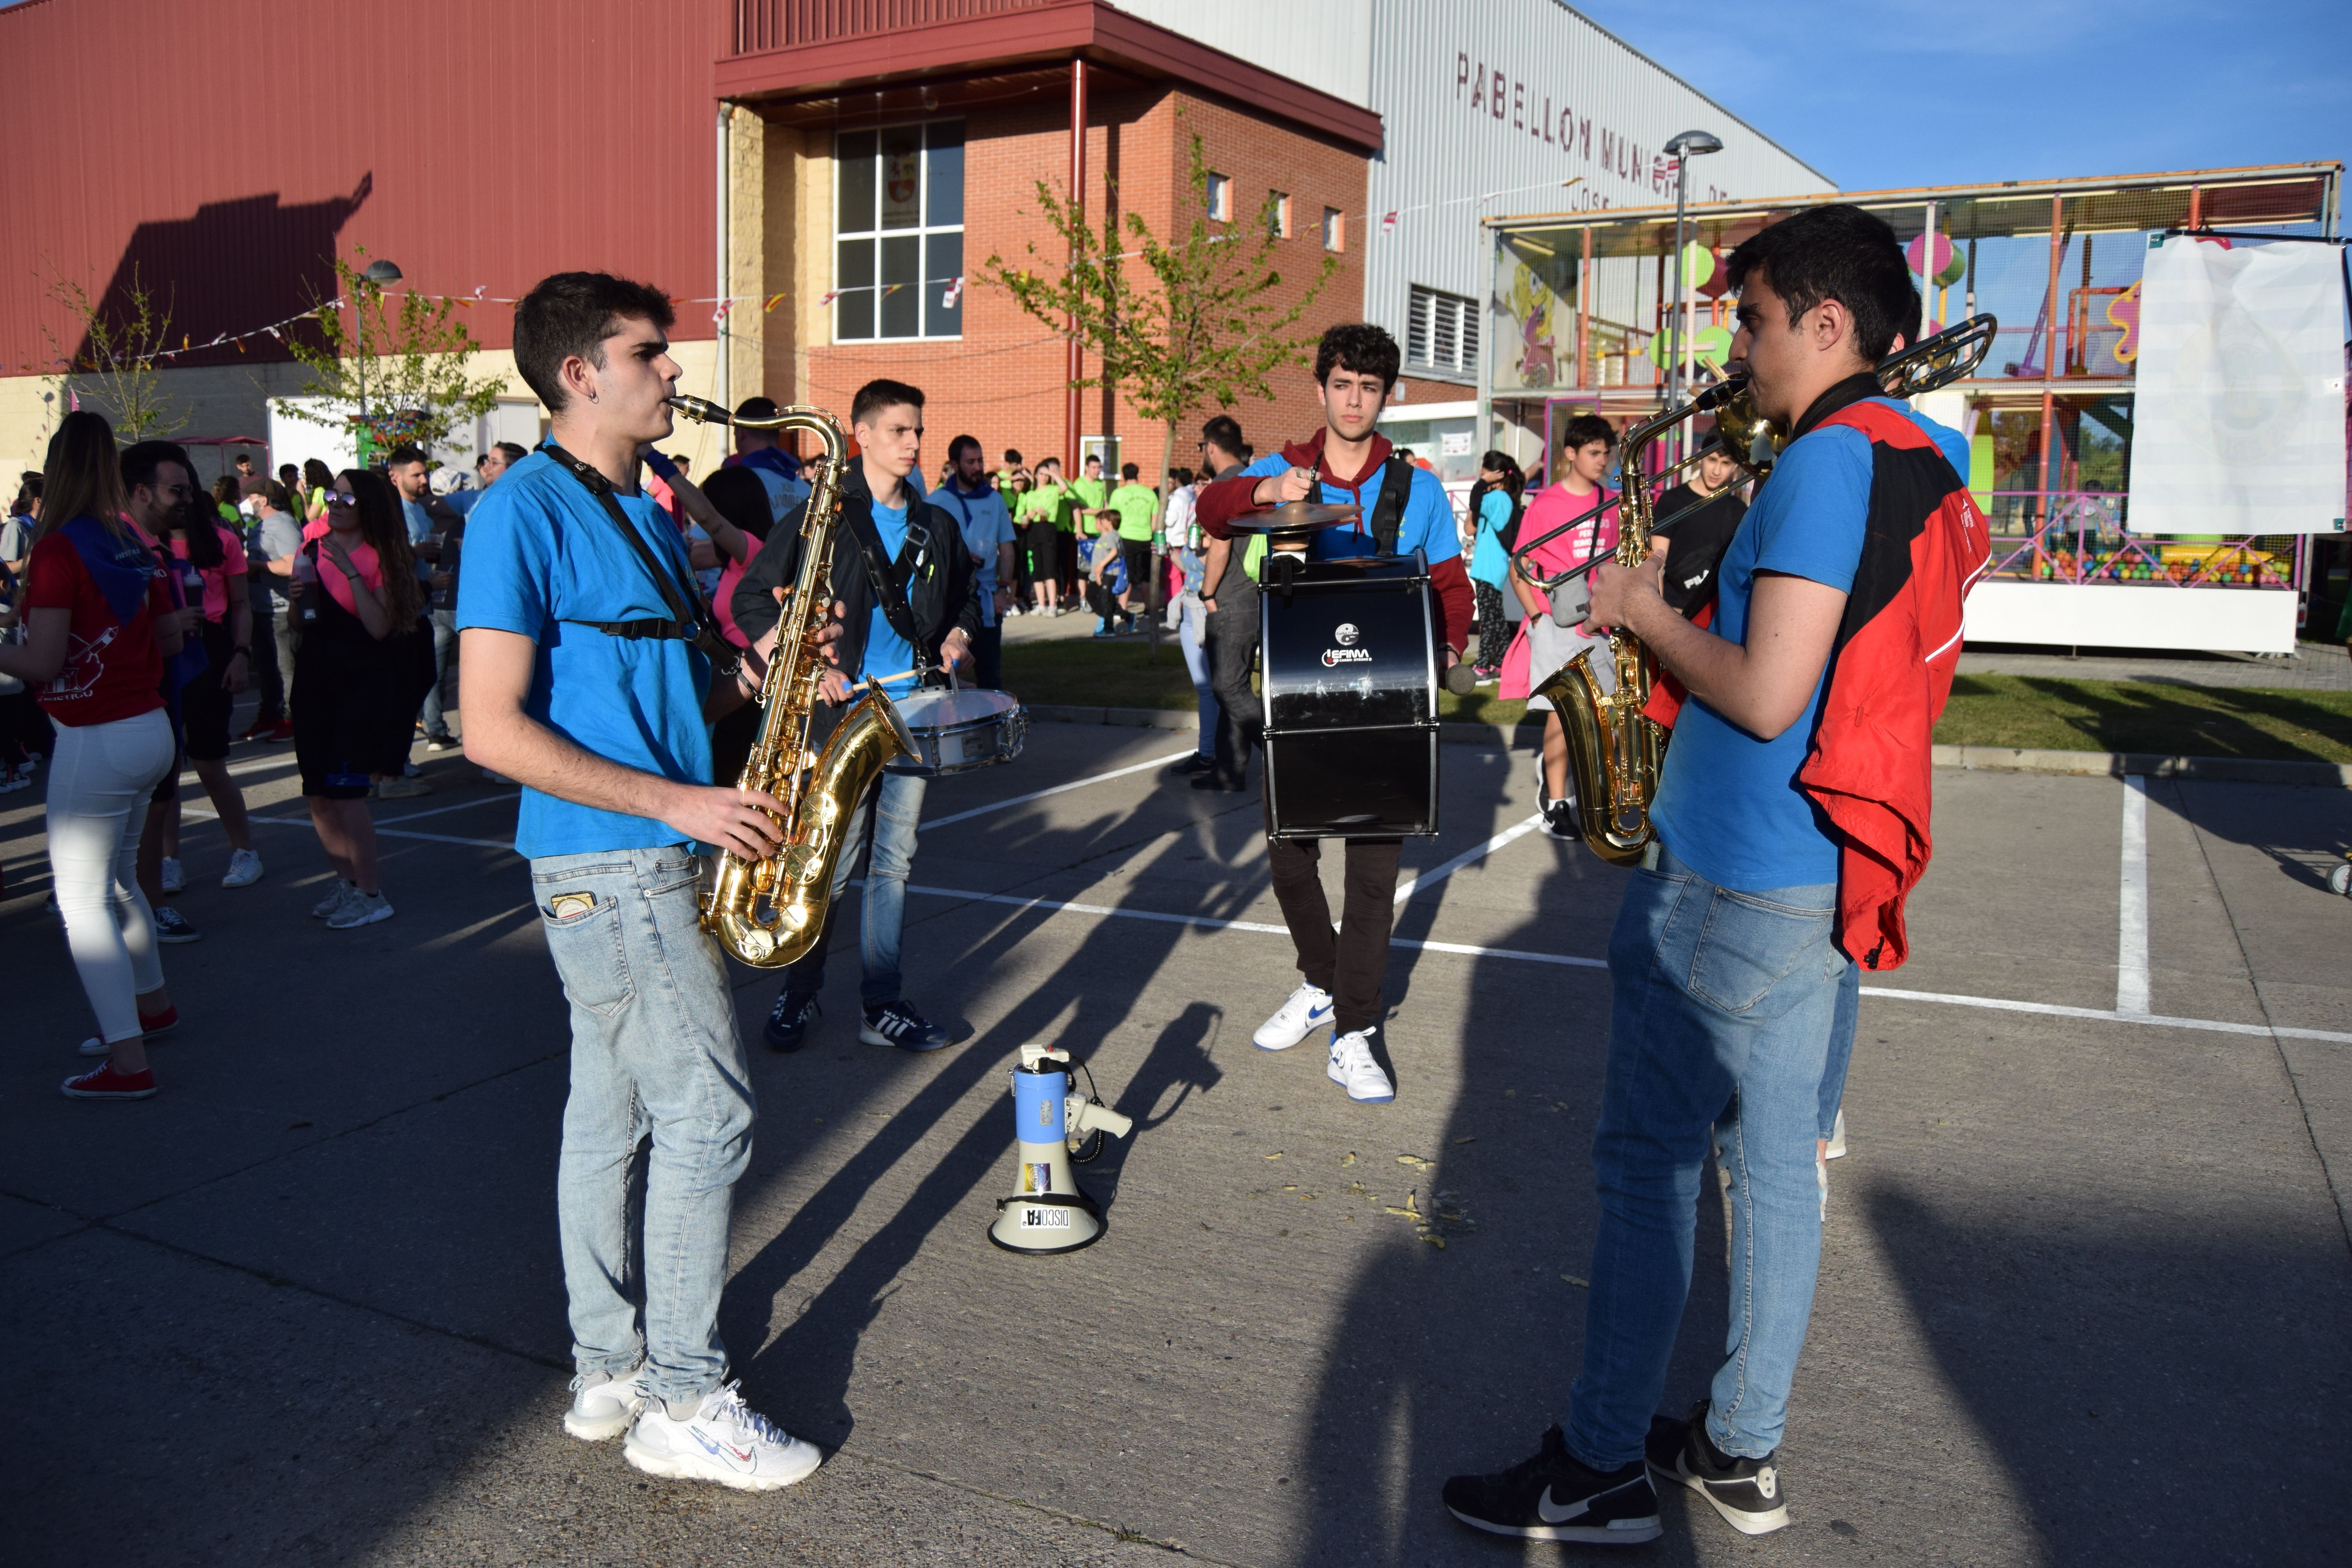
1507 314 1997 593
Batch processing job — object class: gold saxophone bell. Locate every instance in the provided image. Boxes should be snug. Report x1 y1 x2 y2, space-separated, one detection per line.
1525 314 1998 866
668 394 917 967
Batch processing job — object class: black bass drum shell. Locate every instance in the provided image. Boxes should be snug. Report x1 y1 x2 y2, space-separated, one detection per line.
1258 550 1439 838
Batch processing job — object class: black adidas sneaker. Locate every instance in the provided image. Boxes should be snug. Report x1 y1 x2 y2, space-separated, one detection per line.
1441 1424 1661 1544
1645 1401 1791 1535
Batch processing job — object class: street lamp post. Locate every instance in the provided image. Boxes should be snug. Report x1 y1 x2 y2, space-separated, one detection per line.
1661 131 1722 457
357 258 402 461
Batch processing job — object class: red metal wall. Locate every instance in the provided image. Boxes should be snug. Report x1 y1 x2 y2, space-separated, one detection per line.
0 0 724 377
733 0 1063 56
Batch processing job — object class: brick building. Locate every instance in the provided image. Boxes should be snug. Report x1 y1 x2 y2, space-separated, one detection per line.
1 0 1820 486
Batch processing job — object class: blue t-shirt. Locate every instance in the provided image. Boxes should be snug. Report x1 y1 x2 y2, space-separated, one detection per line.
1233 449 1461 565
1469 488 1512 588
454 450 714 859
1649 398 1962 891
861 498 918 699
932 481 1016 628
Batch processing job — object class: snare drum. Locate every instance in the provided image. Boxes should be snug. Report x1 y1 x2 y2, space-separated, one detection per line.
885 686 1027 777
1259 553 1440 838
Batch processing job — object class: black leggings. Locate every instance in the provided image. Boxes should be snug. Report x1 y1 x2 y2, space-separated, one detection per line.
1472 581 1508 670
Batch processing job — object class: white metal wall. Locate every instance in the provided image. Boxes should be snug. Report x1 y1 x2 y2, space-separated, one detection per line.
1113 0 1372 109
1363 0 1834 377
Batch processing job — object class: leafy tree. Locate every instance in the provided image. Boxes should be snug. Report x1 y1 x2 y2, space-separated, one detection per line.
274 249 505 462
979 129 1338 637
42 268 186 441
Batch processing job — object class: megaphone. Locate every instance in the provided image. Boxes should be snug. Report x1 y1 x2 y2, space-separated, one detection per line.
989 1042 1133 1254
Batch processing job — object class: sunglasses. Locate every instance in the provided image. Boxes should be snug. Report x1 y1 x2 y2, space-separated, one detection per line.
322 491 360 509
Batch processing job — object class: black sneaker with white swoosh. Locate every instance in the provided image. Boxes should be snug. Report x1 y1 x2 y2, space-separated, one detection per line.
1441 1424 1661 1544
1645 1400 1791 1535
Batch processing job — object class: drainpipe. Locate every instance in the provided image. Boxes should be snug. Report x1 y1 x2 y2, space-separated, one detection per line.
1067 57 1087 468
716 102 732 409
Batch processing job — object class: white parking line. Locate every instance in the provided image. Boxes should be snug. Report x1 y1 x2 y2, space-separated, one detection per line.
1394 813 1546 904
2116 775 2151 1016
919 747 1201 831
900 881 2352 1044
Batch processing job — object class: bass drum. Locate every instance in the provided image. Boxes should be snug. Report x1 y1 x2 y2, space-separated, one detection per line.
885 685 1027 777
1258 552 1439 838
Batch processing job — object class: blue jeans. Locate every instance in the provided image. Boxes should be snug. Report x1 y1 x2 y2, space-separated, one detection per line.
1176 597 1214 758
1821 956 1860 1139
421 607 459 739
534 846 756 1406
778 768 926 1007
1567 846 1843 1470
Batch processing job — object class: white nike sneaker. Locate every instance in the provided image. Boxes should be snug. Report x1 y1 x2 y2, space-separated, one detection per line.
1328 1026 1396 1104
564 1364 648 1441
622 1381 822 1491
1253 982 1335 1051
220 848 264 888
160 856 185 894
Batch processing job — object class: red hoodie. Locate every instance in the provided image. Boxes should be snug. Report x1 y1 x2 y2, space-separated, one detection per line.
1644 393 1990 971
1197 428 1475 655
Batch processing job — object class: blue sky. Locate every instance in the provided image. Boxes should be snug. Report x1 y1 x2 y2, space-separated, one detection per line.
1574 0 2352 195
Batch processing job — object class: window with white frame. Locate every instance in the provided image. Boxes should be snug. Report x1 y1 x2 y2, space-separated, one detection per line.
1205 172 1232 222
1322 206 1344 252
1406 285 1479 376
1269 192 1291 240
835 120 965 341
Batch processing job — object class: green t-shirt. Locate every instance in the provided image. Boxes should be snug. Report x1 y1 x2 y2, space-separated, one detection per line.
1015 486 1067 530
1070 475 1107 515
1107 482 1158 542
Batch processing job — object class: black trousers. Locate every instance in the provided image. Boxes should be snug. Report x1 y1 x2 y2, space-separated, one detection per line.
972 622 1003 690
1204 572 1261 782
1472 581 1508 670
1266 834 1404 1036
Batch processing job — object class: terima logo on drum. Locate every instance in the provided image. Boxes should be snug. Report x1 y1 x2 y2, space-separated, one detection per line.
1321 646 1373 667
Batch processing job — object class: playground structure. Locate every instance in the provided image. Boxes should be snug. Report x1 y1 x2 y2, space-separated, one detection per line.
1482 163 2347 654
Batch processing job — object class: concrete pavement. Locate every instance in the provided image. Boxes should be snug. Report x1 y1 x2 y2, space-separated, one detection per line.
3 718 2347 1565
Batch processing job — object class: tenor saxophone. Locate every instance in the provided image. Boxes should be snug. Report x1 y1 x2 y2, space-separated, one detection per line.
1523 316 1998 866
669 394 915 966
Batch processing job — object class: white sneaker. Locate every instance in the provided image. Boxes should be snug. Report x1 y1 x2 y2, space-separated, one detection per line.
309 880 358 919
1253 982 1335 1051
220 848 264 888
160 857 185 894
1824 1108 1847 1160
327 890 395 929
564 1364 648 1441
622 1381 822 1491
1327 1026 1395 1104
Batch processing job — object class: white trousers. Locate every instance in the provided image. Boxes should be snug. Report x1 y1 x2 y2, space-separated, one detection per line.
47 708 175 1042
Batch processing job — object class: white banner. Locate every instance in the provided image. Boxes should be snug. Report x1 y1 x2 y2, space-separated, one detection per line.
2125 236 2347 535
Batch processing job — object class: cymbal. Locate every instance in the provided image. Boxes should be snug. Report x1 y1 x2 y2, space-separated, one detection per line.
1225 501 1363 533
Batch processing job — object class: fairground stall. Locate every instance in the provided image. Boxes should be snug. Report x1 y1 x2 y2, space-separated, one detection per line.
1482 163 2348 653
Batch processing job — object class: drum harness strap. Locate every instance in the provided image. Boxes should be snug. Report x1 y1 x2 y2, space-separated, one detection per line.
542 443 741 682
1363 453 1414 557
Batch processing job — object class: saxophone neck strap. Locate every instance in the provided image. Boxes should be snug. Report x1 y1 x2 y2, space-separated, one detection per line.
542 442 736 668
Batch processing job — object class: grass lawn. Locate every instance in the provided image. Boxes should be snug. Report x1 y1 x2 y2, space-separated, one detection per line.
1934 675 2352 763
1002 642 2352 763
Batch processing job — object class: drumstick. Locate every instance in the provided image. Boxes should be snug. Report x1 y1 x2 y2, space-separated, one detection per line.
860 668 920 689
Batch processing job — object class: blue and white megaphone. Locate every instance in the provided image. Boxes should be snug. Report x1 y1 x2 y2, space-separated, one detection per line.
989 1042 1133 1254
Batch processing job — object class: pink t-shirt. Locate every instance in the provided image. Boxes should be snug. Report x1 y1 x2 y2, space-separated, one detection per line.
170 524 248 622
313 536 385 617
714 532 763 650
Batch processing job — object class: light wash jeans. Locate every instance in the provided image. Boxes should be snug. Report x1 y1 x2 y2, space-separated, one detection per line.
420 607 459 739
1176 596 1214 759
534 846 755 1406
48 708 176 1043
1822 956 1860 1140
1567 844 1844 1470
777 768 926 1007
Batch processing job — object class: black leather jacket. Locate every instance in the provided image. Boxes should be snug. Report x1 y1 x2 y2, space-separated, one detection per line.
730 464 982 684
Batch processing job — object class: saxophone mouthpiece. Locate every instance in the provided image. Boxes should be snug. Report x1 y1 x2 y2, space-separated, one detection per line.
668 394 730 425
